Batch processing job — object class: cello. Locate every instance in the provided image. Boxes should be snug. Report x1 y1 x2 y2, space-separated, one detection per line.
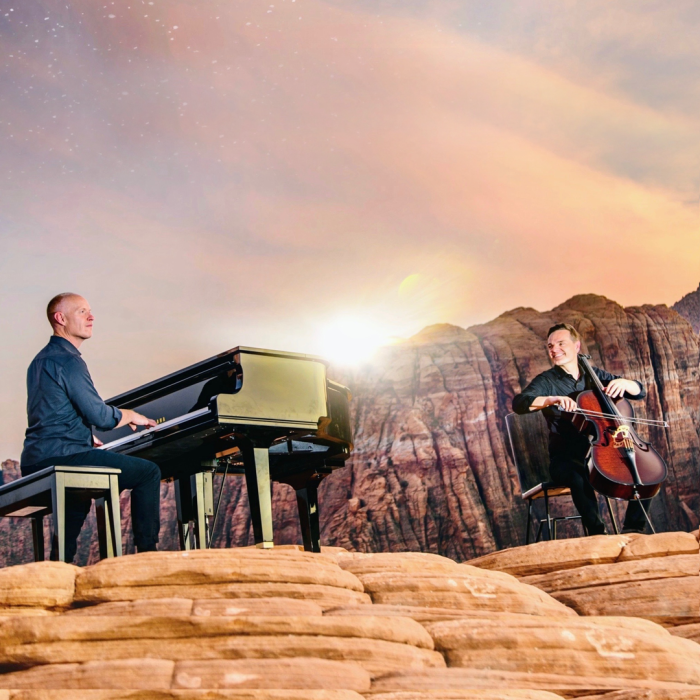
572 354 667 504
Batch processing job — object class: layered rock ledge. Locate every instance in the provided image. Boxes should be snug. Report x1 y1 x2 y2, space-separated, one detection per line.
0 537 697 698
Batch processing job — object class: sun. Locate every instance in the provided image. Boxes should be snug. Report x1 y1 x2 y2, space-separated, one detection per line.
316 316 389 367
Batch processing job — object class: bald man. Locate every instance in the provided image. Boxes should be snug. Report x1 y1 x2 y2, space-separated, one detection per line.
20 293 161 562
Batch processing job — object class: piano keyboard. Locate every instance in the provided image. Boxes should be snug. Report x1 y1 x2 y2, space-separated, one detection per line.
99 407 212 452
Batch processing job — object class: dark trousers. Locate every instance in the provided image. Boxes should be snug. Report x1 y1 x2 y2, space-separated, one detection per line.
550 456 650 535
23 449 161 562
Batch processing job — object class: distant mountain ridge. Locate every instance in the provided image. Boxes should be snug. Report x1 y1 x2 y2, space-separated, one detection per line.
673 283 700 333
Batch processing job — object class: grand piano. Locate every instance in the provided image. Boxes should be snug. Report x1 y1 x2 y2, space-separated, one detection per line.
95 347 353 553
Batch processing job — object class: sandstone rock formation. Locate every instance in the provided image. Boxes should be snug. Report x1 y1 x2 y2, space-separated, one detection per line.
674 283 700 333
2 292 700 566
0 543 696 695
467 531 700 640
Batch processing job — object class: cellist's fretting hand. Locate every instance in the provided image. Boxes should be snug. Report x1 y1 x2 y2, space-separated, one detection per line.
605 378 640 399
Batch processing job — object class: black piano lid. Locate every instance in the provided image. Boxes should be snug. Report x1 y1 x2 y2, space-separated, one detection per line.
105 348 240 409
105 346 330 410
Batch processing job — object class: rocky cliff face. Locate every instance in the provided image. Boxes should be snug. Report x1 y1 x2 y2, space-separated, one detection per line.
673 282 700 333
1 293 699 566
318 294 700 559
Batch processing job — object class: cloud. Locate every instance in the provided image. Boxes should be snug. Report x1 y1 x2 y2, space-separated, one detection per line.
1 0 699 458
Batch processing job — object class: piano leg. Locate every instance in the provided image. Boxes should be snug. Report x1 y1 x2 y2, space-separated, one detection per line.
296 483 321 553
242 443 274 548
174 477 195 550
191 471 213 549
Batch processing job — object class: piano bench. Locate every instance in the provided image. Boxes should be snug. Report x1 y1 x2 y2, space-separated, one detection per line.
0 465 122 563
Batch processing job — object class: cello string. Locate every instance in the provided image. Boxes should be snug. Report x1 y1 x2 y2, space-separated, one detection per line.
561 407 669 428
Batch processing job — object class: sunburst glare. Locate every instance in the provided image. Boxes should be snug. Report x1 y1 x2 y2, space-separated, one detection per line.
316 316 392 367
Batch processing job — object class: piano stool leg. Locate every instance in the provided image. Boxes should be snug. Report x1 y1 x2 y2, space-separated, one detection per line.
296 484 321 553
50 472 67 562
242 446 274 549
31 515 45 561
95 496 111 559
95 476 122 559
108 473 122 557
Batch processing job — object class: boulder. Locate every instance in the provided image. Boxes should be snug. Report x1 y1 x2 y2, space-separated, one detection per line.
355 572 573 617
335 552 571 616
617 533 699 562
521 555 699 594
551 576 700 627
0 562 77 610
466 536 629 576
0 615 443 679
76 549 363 590
425 615 700 685
74 550 369 610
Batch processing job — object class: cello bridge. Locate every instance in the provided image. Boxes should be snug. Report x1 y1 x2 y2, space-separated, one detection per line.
610 425 634 450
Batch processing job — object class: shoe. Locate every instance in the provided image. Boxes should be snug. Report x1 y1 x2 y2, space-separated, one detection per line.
621 527 645 534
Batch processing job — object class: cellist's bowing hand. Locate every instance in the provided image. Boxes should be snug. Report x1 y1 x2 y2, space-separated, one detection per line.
605 378 637 399
545 395 578 412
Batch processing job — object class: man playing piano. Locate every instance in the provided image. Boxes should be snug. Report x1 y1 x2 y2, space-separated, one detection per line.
20 293 161 562
512 323 650 536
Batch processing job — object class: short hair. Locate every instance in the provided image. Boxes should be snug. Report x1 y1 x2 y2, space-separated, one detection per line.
547 322 581 342
46 293 79 327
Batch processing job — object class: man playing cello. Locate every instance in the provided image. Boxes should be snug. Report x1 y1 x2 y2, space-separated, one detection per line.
512 323 650 535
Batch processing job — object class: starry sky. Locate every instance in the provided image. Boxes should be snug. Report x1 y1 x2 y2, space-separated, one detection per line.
1 0 700 460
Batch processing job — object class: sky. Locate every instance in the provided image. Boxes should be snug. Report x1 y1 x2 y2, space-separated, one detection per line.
1 0 700 460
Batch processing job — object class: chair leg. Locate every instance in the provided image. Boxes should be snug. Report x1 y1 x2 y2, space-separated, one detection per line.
50 472 67 562
605 497 620 535
544 490 553 541
31 516 44 561
525 500 532 545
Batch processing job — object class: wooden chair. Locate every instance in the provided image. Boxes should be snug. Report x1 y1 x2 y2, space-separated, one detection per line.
0 465 122 562
505 412 619 543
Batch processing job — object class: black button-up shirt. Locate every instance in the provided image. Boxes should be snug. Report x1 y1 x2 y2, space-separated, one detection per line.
512 363 646 463
20 336 123 468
